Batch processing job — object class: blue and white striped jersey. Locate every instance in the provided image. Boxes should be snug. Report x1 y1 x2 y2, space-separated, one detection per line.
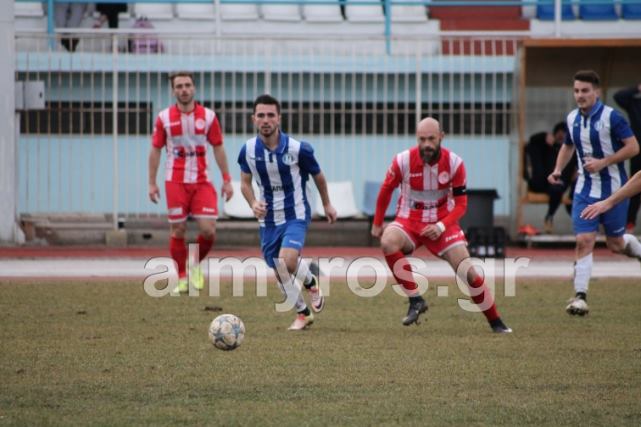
565 100 635 199
238 132 321 227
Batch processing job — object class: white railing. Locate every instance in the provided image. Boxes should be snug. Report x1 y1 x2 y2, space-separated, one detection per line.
16 33 519 222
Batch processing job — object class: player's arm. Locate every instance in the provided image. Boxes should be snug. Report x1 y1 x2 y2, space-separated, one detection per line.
209 116 233 201
312 171 337 224
420 162 467 240
549 143 576 185
581 170 641 220
148 116 166 203
584 135 639 174
213 144 233 201
584 111 639 174
240 171 266 219
372 159 402 238
298 141 336 224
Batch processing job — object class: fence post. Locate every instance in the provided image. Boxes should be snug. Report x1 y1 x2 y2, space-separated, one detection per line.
112 33 119 230
47 0 55 50
554 0 561 37
384 0 391 55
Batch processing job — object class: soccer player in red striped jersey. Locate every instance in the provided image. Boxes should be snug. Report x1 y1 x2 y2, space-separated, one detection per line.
148 72 233 293
371 117 512 333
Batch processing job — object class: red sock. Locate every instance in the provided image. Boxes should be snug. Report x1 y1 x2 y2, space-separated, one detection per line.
469 276 499 321
197 234 214 262
385 251 418 294
170 236 187 278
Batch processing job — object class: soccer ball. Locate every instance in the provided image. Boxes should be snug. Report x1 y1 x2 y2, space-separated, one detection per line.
208 314 245 351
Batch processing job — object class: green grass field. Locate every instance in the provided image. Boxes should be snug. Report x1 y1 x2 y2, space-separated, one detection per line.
1 277 641 426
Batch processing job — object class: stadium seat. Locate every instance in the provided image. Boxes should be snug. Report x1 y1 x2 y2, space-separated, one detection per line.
622 2 641 19
578 0 618 20
345 0 385 22
536 1 576 20
390 4 428 23
261 4 303 21
302 0 344 22
220 4 260 21
175 3 216 20
14 3 44 17
223 181 258 219
134 4 174 20
362 181 398 218
315 181 360 218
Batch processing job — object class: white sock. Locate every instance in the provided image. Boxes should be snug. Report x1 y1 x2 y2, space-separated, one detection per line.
277 275 307 313
574 253 593 295
296 258 314 286
622 234 641 258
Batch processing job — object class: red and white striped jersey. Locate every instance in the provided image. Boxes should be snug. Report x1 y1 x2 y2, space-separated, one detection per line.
374 146 467 225
152 103 223 183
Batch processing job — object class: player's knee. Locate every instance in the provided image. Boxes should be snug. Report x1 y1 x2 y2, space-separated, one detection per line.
575 235 595 252
200 228 216 241
170 223 187 238
380 236 402 255
277 255 298 274
606 238 625 253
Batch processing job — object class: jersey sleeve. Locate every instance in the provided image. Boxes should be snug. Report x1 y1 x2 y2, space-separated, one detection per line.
564 117 574 146
207 115 224 146
440 161 467 228
610 110 634 141
237 145 250 174
373 157 402 226
151 116 166 148
451 160 466 188
299 142 321 175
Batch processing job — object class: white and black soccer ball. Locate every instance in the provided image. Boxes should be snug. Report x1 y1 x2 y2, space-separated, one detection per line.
208 314 245 351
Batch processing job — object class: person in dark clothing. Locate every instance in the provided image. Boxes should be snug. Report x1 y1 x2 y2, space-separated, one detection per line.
524 122 577 233
614 84 641 231
94 3 128 29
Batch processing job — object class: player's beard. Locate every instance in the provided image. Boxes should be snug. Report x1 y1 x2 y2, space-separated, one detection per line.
259 125 277 138
420 145 441 163
177 92 194 107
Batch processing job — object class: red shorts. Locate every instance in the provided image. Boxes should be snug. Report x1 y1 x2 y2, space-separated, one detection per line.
165 181 218 223
388 217 467 256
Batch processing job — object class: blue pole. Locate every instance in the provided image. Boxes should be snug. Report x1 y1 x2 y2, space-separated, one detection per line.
384 0 391 55
47 0 55 50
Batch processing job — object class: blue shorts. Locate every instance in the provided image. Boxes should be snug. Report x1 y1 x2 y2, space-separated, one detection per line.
259 220 309 268
572 192 628 236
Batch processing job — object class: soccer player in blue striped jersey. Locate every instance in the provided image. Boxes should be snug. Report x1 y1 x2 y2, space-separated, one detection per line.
238 94 337 330
549 70 641 316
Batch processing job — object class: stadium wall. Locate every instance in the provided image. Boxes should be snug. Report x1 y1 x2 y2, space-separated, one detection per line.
0 0 19 243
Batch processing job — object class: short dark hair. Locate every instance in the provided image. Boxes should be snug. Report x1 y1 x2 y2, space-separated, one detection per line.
169 71 194 89
253 94 280 114
553 122 566 135
573 70 600 88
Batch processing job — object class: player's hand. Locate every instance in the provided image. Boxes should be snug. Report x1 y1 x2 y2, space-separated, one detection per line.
371 224 383 238
547 171 562 185
420 224 442 241
584 157 607 174
149 183 160 204
221 181 233 202
580 200 613 220
324 204 337 224
251 200 267 219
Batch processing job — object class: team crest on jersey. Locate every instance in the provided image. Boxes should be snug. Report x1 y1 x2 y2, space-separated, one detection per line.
195 118 206 131
438 171 450 184
593 120 604 131
282 153 295 165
